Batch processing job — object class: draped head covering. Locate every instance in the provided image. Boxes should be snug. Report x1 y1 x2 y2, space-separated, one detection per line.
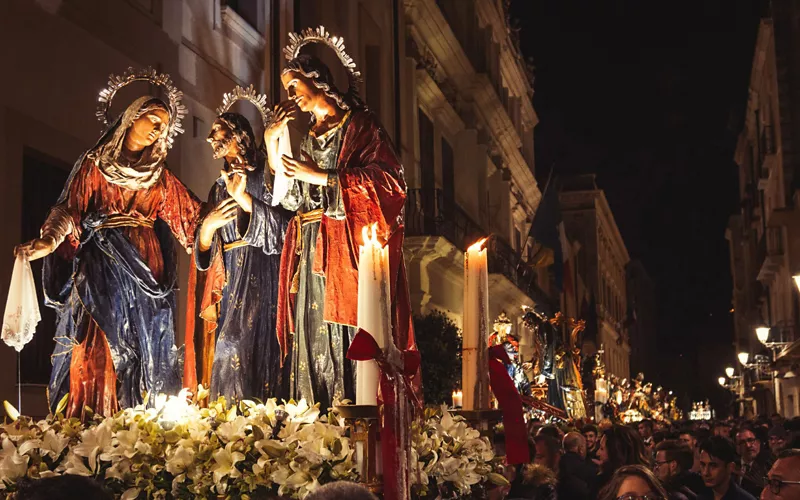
88 96 172 190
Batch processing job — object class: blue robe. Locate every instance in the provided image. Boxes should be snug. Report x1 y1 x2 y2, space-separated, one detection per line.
196 165 290 401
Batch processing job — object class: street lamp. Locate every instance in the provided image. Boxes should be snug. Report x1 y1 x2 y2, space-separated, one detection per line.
738 352 750 366
756 326 771 345
725 366 735 378
718 377 726 387
793 274 800 294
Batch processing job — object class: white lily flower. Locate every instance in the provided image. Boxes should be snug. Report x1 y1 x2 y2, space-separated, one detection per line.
211 441 245 484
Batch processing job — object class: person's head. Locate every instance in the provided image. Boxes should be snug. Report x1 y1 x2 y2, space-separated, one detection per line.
736 425 762 463
699 436 738 491
282 54 358 116
638 420 654 439
207 112 260 166
712 422 731 438
534 434 562 471
770 413 784 429
15 475 114 500
768 426 789 456
654 440 693 483
599 425 651 474
582 424 599 450
761 449 800 500
124 98 170 151
533 434 561 471
598 464 669 500
537 424 563 440
563 432 588 459
304 481 378 500
677 429 697 450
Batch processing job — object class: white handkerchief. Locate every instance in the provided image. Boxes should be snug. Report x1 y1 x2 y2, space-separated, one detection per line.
2 255 41 352
271 126 293 206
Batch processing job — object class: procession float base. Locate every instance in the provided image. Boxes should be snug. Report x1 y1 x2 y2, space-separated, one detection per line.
0 394 509 499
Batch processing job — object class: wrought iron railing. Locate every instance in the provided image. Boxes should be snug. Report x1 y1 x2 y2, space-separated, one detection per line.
405 188 555 308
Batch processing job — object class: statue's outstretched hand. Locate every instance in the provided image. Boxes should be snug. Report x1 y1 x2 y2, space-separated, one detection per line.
14 237 56 261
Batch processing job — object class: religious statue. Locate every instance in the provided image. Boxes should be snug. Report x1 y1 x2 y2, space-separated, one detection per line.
489 311 531 397
191 85 291 402
14 68 201 418
269 27 418 411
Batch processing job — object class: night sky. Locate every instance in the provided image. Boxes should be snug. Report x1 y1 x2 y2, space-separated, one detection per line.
511 0 764 413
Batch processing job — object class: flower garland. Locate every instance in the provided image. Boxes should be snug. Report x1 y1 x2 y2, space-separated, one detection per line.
0 392 356 499
411 407 509 499
0 396 507 499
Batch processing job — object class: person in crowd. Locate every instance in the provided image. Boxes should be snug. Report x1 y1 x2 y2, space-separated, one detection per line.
582 423 600 461
558 432 597 500
538 424 565 441
735 425 773 497
713 422 733 439
304 482 378 500
640 420 655 446
679 428 702 474
598 464 670 500
768 414 783 431
506 463 559 500
654 439 709 499
767 426 788 456
15 475 114 500
698 436 755 500
760 448 800 500
594 425 652 498
533 434 563 473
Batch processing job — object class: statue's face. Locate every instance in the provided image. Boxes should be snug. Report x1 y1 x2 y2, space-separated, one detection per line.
207 118 237 160
127 107 169 148
281 70 329 113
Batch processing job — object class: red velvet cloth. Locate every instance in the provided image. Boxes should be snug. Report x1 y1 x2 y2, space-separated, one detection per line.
276 110 417 369
347 329 421 500
488 345 531 465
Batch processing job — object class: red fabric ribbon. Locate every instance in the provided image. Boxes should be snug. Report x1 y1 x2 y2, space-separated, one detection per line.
488 344 531 465
347 329 421 500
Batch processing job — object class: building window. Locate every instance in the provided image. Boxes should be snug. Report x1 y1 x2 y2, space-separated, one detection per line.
226 0 259 30
20 149 70 384
441 136 455 218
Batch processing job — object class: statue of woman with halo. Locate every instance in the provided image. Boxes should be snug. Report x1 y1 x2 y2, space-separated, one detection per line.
188 85 291 402
267 27 419 412
14 68 202 418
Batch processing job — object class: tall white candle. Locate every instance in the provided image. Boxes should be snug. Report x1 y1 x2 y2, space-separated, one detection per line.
356 224 391 405
462 237 490 410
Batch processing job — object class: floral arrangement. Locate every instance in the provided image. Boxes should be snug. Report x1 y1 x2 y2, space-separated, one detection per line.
0 394 507 499
0 390 357 499
410 407 508 499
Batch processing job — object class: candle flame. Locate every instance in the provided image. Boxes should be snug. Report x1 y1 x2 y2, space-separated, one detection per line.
467 237 489 253
361 223 380 248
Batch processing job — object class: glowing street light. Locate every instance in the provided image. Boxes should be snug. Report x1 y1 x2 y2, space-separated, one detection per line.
718 377 726 387
725 366 735 378
793 274 800 294
756 326 771 345
738 352 750 366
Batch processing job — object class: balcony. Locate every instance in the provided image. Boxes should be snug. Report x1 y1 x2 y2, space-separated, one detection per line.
756 227 783 283
405 188 555 308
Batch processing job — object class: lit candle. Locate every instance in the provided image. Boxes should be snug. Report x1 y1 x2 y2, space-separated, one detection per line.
452 390 463 408
462 237 490 410
355 224 391 405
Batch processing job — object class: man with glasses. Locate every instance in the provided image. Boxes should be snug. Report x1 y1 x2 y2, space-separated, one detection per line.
760 448 800 499
766 427 788 457
654 440 709 499
736 426 773 497
698 436 755 500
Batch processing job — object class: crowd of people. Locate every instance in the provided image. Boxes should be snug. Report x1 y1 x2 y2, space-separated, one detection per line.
492 414 800 500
